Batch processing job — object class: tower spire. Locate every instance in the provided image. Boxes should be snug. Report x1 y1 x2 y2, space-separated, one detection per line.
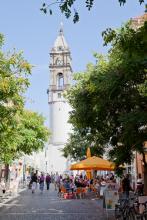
53 22 68 50
59 22 64 35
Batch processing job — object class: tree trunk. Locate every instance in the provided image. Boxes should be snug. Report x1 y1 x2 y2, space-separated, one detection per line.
0 165 2 182
144 164 147 195
142 153 147 195
4 164 9 182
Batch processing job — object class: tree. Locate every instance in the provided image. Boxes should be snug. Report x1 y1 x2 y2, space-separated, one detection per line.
0 33 31 162
63 22 147 192
40 0 145 23
62 127 104 161
0 110 49 164
0 34 49 165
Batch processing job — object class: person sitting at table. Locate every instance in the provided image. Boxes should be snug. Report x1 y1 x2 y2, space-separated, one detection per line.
75 178 80 187
105 178 119 191
80 179 86 187
94 179 100 197
63 179 70 192
70 179 76 193
89 178 94 191
100 178 107 197
83 178 88 187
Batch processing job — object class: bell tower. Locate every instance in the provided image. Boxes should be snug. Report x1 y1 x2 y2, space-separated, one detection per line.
47 24 72 173
49 24 72 94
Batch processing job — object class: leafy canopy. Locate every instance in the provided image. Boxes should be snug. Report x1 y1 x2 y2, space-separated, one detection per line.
0 34 49 164
63 22 147 167
40 0 146 23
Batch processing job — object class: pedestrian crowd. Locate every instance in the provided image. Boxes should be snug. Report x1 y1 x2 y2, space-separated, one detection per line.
56 172 119 198
29 171 144 199
30 172 51 193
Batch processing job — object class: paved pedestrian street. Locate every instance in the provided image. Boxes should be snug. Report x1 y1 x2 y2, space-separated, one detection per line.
0 184 115 220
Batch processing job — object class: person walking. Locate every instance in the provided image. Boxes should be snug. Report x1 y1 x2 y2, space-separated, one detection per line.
39 173 45 193
54 172 59 191
122 174 132 198
31 173 38 194
46 174 51 190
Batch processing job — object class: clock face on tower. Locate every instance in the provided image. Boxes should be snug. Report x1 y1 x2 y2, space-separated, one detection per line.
56 58 63 66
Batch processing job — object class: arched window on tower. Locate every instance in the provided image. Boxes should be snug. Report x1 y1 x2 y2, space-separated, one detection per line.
57 73 64 90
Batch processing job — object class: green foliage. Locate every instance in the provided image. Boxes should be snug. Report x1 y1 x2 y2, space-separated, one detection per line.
16 110 49 155
62 128 104 160
118 0 144 5
0 35 50 164
0 110 49 164
40 0 145 23
0 33 4 47
63 22 147 167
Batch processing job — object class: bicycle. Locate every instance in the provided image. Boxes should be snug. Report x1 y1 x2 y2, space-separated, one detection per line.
115 197 136 220
132 201 147 220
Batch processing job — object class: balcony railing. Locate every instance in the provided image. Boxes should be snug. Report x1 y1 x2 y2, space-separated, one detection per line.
49 84 70 91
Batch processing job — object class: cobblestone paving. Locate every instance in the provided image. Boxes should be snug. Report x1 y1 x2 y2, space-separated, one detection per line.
0 184 115 220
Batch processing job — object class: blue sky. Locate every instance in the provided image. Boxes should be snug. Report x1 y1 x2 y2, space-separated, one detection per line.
0 0 145 126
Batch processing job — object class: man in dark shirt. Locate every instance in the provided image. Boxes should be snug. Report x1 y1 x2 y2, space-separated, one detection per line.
31 173 38 193
122 174 132 198
46 174 51 190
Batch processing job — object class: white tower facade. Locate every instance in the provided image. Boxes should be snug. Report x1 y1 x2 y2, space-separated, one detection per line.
47 25 72 173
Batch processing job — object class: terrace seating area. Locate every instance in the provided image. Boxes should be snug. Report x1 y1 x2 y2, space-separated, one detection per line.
59 185 95 199
56 172 118 200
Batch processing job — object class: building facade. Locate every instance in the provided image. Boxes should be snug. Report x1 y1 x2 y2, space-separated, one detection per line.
130 12 147 30
47 25 72 173
131 12 147 182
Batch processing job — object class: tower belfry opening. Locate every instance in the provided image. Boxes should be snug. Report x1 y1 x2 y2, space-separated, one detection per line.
47 24 72 173
57 73 64 90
